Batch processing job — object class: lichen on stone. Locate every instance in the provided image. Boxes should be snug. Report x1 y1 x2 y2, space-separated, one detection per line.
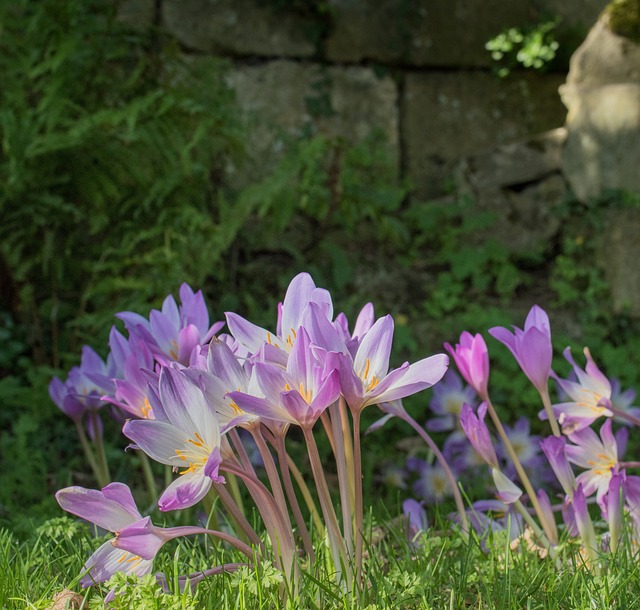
607 0 640 42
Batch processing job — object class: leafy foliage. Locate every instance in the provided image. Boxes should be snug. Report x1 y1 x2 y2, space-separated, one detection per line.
0 0 243 363
486 18 561 77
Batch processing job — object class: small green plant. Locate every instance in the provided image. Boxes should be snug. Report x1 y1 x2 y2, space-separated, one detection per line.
88 573 198 610
486 18 561 77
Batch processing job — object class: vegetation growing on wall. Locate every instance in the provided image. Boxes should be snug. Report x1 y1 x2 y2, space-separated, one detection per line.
607 0 640 42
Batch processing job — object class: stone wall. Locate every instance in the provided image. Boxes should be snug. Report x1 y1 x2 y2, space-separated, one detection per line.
119 0 640 319
121 0 607 199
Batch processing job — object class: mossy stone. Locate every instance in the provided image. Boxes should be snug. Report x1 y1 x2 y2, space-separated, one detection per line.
607 0 640 42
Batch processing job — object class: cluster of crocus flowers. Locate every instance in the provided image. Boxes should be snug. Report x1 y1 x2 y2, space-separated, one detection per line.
52 273 449 597
436 305 640 568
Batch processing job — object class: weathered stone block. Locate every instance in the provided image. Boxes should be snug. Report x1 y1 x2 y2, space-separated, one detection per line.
325 0 533 67
561 82 640 201
565 13 640 87
162 0 316 57
457 129 568 254
561 12 640 200
225 60 399 183
402 72 566 199
325 0 609 69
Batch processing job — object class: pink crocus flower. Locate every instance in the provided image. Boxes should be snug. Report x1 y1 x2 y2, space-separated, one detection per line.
184 338 261 432
552 347 613 433
225 272 333 365
571 483 598 564
123 367 225 511
228 327 341 429
565 418 621 509
459 403 498 468
103 339 157 420
540 435 576 498
489 305 552 394
117 284 223 366
460 403 522 504
444 332 489 399
335 314 448 414
426 369 477 433
49 345 113 421
56 483 209 587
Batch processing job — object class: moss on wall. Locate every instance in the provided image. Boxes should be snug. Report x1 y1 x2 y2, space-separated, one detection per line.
607 0 640 42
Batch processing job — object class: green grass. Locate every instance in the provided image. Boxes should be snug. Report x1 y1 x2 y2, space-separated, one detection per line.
4 515 640 609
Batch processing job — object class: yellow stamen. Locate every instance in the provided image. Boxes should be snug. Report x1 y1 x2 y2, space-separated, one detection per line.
141 398 152 418
363 358 371 380
286 328 297 347
179 463 197 475
367 376 379 392
298 382 313 404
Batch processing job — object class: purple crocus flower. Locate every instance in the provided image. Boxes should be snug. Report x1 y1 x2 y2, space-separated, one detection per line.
426 370 477 433
49 346 113 421
540 435 576 498
403 498 428 545
606 471 626 551
491 468 523 505
229 327 341 429
444 332 489 399
225 272 333 364
443 430 486 473
463 499 524 547
412 461 453 504
489 305 552 394
184 337 261 431
117 284 223 366
565 418 621 509
56 483 207 587
571 483 598 563
332 302 375 357
103 340 157 420
623 475 640 538
459 403 498 468
610 378 640 426
123 367 225 511
552 347 613 433
335 314 449 414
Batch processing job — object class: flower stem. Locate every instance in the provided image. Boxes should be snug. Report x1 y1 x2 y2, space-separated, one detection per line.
329 400 354 559
540 386 561 437
249 426 290 526
74 419 108 488
274 432 315 562
89 412 111 486
222 462 297 584
302 426 350 588
214 481 263 550
139 452 158 503
352 409 364 586
285 452 324 535
485 399 556 544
